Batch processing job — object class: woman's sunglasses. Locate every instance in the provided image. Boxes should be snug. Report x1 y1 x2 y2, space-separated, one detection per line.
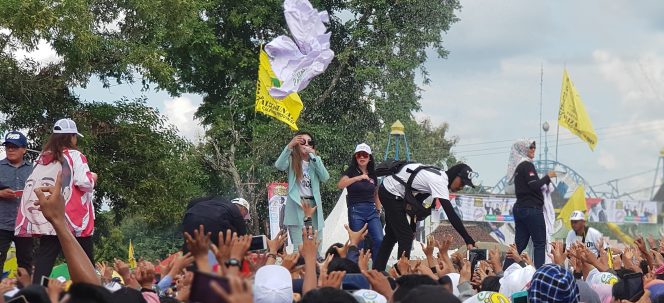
355 152 370 159
300 139 315 147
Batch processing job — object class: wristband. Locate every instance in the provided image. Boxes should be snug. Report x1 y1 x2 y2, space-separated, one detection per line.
267 253 277 259
225 258 242 268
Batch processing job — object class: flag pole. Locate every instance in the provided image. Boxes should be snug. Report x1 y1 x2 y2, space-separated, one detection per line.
555 67 564 162
539 63 543 167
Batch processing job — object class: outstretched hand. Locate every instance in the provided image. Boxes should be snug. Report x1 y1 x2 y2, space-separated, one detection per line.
33 172 66 226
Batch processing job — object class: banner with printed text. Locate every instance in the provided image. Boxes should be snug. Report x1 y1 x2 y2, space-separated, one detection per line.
432 195 658 224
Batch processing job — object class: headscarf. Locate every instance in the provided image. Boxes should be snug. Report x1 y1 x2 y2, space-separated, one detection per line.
506 139 535 183
528 264 580 303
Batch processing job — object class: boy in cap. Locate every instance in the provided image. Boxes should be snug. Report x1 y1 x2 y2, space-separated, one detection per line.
565 210 604 256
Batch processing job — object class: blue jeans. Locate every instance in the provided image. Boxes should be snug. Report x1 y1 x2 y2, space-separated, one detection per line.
504 206 547 269
347 202 384 264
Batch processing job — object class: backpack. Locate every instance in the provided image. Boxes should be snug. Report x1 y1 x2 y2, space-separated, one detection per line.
375 159 413 177
377 159 443 221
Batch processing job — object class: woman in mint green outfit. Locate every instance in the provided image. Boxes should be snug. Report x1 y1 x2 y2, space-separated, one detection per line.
275 131 329 252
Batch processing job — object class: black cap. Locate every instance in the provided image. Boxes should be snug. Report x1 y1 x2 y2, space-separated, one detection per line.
446 163 476 188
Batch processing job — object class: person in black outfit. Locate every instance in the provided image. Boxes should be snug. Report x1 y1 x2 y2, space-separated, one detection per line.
337 143 383 263
181 196 248 252
503 140 555 269
373 163 477 272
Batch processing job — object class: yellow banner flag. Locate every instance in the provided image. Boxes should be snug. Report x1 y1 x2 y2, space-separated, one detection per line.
558 185 588 229
128 240 136 269
255 49 303 130
559 69 597 150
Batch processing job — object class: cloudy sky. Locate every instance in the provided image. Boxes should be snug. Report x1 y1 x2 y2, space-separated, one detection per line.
8 0 664 199
414 0 664 199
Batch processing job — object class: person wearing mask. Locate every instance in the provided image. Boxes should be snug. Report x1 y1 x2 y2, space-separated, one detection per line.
15 119 98 284
373 162 477 271
337 143 383 263
275 132 329 252
0 131 34 277
565 211 604 256
503 139 556 270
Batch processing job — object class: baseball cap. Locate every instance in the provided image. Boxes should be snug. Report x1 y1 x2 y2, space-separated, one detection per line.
3 131 27 147
231 198 251 220
354 143 372 155
570 210 586 221
446 163 476 188
352 289 387 303
253 265 293 303
53 118 84 137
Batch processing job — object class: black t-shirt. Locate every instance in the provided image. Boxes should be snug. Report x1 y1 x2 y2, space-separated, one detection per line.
514 161 551 208
182 196 247 250
343 167 377 204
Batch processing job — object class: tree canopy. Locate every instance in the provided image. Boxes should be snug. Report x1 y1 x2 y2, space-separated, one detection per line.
0 0 463 259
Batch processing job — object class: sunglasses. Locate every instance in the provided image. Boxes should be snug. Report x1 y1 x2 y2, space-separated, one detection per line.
355 152 370 159
300 139 315 147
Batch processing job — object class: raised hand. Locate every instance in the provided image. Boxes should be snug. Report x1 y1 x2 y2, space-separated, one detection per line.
358 249 371 272
506 244 523 263
47 278 65 302
169 252 194 277
320 271 346 288
298 226 319 261
135 261 156 289
302 200 317 218
345 223 368 247
396 251 411 275
184 224 212 273
229 235 252 260
458 259 472 284
549 241 566 266
33 172 66 226
267 230 287 254
281 252 301 273
361 270 393 302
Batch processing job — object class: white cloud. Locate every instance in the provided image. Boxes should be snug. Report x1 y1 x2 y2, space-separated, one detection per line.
11 39 62 66
164 97 204 142
597 151 617 170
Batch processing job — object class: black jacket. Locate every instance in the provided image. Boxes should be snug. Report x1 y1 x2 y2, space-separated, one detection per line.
181 196 247 250
514 162 551 208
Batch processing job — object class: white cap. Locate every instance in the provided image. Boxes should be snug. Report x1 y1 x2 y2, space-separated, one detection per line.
53 118 84 137
354 143 372 154
231 198 250 220
253 265 293 303
352 289 387 303
570 210 586 221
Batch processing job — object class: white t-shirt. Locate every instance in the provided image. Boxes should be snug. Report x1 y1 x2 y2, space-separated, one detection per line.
565 226 604 256
298 160 313 197
382 163 450 201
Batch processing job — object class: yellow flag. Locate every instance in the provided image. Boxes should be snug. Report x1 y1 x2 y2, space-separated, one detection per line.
255 49 303 130
559 69 597 150
558 185 587 229
128 240 136 269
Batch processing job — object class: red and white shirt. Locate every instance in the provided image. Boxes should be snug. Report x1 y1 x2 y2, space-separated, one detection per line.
16 149 96 237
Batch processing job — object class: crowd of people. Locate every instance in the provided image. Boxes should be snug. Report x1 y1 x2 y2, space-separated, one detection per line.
0 125 663 303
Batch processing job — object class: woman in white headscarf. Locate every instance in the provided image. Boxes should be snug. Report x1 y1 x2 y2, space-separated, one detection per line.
503 139 556 270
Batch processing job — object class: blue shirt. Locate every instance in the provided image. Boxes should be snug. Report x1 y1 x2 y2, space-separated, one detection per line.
0 159 33 231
